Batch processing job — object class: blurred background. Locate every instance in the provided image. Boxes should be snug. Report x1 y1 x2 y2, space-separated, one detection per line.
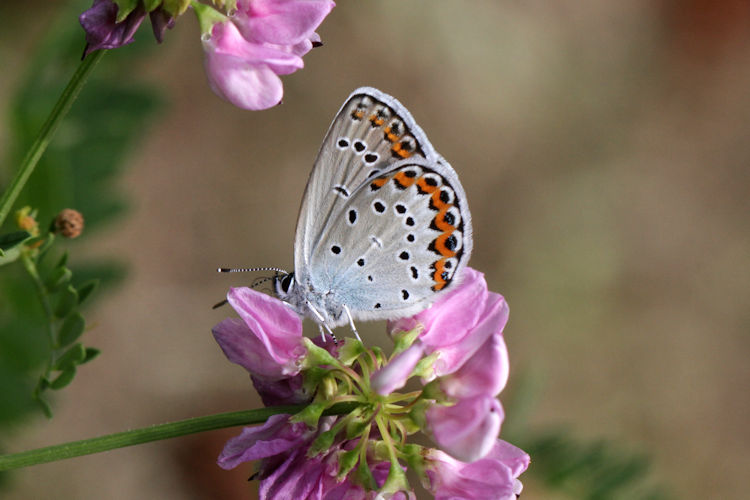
1 1 749 498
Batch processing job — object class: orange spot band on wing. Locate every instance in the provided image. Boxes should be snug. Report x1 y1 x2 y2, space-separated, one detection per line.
433 232 458 258
393 171 417 188
383 127 400 143
370 178 388 190
391 142 413 158
432 259 449 290
433 209 455 232
369 114 385 127
417 177 439 194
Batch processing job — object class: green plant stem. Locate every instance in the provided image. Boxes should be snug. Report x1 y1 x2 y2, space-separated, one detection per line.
0 50 106 228
0 402 358 471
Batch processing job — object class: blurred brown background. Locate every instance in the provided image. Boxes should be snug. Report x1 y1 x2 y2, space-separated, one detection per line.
2 1 749 498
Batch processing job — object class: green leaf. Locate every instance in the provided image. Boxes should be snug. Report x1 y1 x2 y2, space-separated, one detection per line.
54 284 79 318
56 251 68 268
49 367 76 390
35 233 56 264
58 312 85 347
53 343 86 371
0 231 31 251
0 246 22 267
76 279 99 306
36 397 53 418
81 347 101 364
44 266 72 292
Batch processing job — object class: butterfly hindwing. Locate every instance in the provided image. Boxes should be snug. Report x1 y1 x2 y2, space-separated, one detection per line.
309 158 472 320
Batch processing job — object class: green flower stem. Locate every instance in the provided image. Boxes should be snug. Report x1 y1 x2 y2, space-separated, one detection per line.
0 50 106 228
0 402 358 471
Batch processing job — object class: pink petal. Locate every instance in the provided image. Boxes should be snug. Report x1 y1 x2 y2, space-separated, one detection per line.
212 287 306 376
424 440 529 500
426 396 504 462
389 268 489 349
488 439 531 479
208 20 303 72
203 20 304 110
439 330 510 399
431 292 509 378
205 54 286 109
370 342 425 395
235 0 335 45
218 414 307 469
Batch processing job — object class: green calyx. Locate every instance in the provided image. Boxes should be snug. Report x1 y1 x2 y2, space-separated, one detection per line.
191 1 228 37
288 336 439 496
113 0 189 23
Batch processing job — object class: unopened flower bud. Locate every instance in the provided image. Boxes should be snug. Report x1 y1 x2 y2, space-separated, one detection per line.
54 209 85 238
15 206 38 233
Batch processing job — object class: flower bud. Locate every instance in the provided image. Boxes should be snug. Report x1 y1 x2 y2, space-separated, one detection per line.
54 209 85 238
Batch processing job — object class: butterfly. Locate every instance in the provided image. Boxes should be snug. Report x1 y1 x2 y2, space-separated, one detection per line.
224 88 473 340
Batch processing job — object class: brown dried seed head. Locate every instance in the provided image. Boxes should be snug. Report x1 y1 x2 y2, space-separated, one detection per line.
54 209 84 238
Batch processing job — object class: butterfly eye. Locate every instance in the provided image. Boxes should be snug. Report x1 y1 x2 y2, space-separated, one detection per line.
276 273 295 295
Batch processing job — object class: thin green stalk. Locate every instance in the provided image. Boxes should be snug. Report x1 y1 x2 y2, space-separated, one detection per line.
0 402 358 471
0 50 106 228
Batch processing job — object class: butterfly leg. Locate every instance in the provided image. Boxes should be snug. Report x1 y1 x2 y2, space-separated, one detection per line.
342 304 362 342
307 301 338 344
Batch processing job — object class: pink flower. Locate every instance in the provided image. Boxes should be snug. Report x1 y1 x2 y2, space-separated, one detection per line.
219 415 399 499
202 0 334 109
424 396 504 463
422 440 530 500
212 286 306 378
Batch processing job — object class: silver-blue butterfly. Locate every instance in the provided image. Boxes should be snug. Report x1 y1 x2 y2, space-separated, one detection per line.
274 87 473 340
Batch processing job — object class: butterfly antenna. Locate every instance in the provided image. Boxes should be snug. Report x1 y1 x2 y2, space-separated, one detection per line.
212 299 228 309
217 267 289 274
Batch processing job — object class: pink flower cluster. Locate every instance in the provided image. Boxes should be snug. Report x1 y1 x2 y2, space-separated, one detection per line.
80 0 335 110
200 0 334 109
212 268 529 499
379 268 513 463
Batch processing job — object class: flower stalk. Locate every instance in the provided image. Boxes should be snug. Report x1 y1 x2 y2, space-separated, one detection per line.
0 50 105 228
0 402 357 472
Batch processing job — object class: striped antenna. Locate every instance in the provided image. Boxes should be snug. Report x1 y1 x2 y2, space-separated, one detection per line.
217 267 289 274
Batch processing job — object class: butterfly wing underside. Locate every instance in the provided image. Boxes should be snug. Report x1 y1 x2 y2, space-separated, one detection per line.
293 87 473 320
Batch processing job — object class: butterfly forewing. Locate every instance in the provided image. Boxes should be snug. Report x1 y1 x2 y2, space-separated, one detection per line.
294 88 438 277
